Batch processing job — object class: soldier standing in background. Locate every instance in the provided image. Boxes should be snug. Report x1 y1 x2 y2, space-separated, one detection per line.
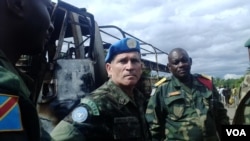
233 38 250 124
146 48 230 141
0 0 54 140
229 85 238 106
50 38 151 141
218 85 226 105
223 86 231 107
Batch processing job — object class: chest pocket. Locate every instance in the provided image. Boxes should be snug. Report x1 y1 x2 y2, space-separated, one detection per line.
164 93 186 121
113 116 141 140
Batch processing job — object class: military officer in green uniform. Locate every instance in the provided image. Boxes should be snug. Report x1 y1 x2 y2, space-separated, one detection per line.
0 0 54 140
146 48 230 141
233 38 250 124
51 38 151 141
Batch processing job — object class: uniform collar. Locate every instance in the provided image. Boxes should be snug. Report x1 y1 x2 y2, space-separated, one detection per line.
171 75 204 90
171 74 212 98
107 79 141 107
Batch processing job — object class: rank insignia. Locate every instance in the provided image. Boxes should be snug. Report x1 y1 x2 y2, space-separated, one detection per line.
168 91 181 96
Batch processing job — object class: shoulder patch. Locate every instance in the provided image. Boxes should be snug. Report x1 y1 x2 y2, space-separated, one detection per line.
80 98 100 116
72 106 88 123
0 94 23 132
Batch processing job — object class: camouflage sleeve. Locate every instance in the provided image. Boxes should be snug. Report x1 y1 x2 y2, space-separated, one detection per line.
145 86 165 141
50 120 85 141
50 98 101 141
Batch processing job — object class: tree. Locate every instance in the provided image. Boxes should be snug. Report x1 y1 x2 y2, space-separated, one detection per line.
214 77 244 89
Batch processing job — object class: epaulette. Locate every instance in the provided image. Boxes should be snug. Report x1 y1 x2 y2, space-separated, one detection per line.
199 74 212 80
154 77 169 87
150 77 170 96
196 74 213 90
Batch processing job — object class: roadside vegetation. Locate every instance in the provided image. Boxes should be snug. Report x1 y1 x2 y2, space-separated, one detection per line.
214 77 244 88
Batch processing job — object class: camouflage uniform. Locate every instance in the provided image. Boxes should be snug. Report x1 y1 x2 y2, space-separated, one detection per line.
51 79 151 141
0 51 46 141
233 38 250 124
146 74 230 141
233 68 250 124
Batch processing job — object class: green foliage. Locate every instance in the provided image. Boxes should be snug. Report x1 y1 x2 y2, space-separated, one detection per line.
213 77 244 88
141 70 245 90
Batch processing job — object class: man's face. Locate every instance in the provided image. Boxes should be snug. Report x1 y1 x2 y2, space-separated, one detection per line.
106 52 142 87
168 50 191 79
20 0 54 55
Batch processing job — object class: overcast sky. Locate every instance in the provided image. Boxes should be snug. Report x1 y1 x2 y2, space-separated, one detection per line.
56 0 250 79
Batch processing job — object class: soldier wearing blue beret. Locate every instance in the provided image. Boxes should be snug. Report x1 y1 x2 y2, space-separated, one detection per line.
51 38 151 141
105 37 140 63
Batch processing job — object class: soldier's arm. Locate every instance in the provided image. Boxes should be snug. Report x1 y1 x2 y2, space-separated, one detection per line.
50 97 100 141
50 120 84 141
145 87 165 141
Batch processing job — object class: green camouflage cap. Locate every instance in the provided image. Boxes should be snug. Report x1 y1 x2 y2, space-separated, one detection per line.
244 38 250 47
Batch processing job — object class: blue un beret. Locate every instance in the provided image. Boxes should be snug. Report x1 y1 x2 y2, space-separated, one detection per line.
105 38 141 63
